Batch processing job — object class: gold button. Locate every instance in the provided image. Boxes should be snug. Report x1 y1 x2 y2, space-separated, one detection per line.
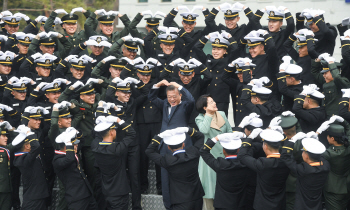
154 42 156 44
74 45 76 47
143 107 145 108
217 71 219 73
236 110 238 111
131 114 132 116
165 63 167 65
210 70 212 72
131 121 133 123
190 50 192 52
329 91 331 93
183 43 185 45
215 84 217 86
241 103 242 105
190 56 192 58
154 48 156 50
236 95 238 98
73 39 75 41
150 106 152 108
216 77 218 79
236 102 238 104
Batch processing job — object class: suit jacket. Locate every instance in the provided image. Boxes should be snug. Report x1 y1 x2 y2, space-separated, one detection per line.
281 141 330 210
52 146 92 203
13 139 49 201
145 128 205 204
276 72 303 111
148 86 195 154
238 138 290 210
91 122 136 196
200 138 248 209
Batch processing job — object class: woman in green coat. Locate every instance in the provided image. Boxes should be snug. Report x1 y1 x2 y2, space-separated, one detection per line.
195 94 233 210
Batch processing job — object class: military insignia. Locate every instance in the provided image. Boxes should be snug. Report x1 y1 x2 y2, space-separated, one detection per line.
37 109 41 114
126 83 130 88
235 63 239 68
96 37 102 43
24 37 30 42
167 35 172 41
151 18 155 21
5 56 10 62
132 42 136 46
78 60 84 66
89 84 92 88
11 18 16 23
45 59 50 64
49 37 52 41
69 14 73 18
247 39 251 44
107 15 110 19
54 83 58 89
227 10 232 15
0 108 3 112
21 83 25 88
188 14 192 20
144 66 149 71
184 65 189 71
214 38 220 44
297 38 300 43
270 11 275 17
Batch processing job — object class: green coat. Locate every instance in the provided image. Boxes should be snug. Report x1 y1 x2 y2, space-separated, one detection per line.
311 61 350 117
195 111 232 199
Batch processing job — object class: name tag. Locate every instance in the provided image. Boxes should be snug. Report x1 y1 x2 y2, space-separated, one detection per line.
158 54 164 57
207 60 211 63
13 104 19 106
36 78 42 81
46 107 51 109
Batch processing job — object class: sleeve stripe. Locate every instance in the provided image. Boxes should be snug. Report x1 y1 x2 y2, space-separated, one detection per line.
204 144 212 150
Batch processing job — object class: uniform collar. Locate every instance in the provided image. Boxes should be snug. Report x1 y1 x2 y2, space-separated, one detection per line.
173 149 185 156
266 153 281 158
0 146 10 159
15 152 28 156
225 155 237 159
309 161 323 166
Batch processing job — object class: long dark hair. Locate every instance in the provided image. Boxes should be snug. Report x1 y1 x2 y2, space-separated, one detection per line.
196 94 212 114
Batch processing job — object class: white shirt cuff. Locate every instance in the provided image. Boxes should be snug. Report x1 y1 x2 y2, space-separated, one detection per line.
118 120 125 125
211 138 218 143
178 85 183 90
152 85 160 89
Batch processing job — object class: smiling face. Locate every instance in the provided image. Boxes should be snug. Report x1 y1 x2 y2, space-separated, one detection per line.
0 64 11 75
167 89 182 107
99 23 114 36
137 72 151 84
80 93 96 105
309 22 319 33
298 45 308 57
62 23 77 35
268 20 283 32
18 43 29 54
28 118 41 130
4 24 19 34
178 71 195 85
225 17 240 30
40 45 55 54
212 47 226 59
249 44 265 58
12 90 26 100
160 43 175 55
46 92 61 104
90 45 104 56
323 71 334 83
36 66 51 77
70 67 85 80
109 67 122 79
122 47 137 60
58 117 72 128
182 21 196 33
0 134 8 146
116 91 131 103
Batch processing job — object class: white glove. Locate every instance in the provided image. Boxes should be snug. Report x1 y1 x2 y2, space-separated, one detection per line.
308 84 319 91
173 127 189 135
0 35 8 42
178 6 189 11
146 58 160 66
0 121 12 130
279 62 289 71
121 57 134 65
24 106 35 113
316 121 331 134
158 26 168 33
71 81 84 89
269 116 281 127
124 77 140 84
95 9 106 16
304 30 315 36
36 82 49 90
270 126 283 134
47 31 59 38
8 76 19 84
282 55 292 64
71 7 85 14
19 77 32 84
324 56 336 63
234 2 245 10
342 17 350 26
318 53 330 61
37 106 49 115
107 11 119 16
250 79 263 88
341 89 350 98
171 58 186 66
259 77 270 85
0 11 12 18
53 78 68 84
219 3 231 10
86 78 100 85
122 35 133 42
297 29 309 36
153 11 166 18
306 131 318 139
106 102 115 109
249 112 260 119
102 55 117 63
133 38 144 45
238 115 252 128
80 55 95 63
248 128 263 139
192 5 204 12
141 10 152 16
221 31 231 39
55 9 68 14
0 104 13 112
31 52 42 60
232 132 247 139
112 77 122 83
65 55 78 62
207 31 220 39
188 58 202 66
106 116 120 123
169 27 179 33
290 132 306 143
53 103 62 109
257 29 268 36
301 85 315 95
60 101 72 108
282 111 295 117
329 115 344 123
14 12 29 21
216 133 235 142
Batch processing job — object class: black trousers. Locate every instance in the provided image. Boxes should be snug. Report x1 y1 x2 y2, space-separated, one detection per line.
105 194 129 210
10 164 21 208
216 102 229 117
22 198 47 210
126 143 142 210
138 122 162 191
0 192 11 210
41 145 56 207
171 198 203 210
68 195 98 210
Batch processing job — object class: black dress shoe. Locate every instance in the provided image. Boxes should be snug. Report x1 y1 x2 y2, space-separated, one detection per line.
12 205 21 210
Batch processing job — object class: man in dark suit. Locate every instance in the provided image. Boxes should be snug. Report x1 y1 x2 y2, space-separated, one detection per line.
53 127 97 210
238 129 290 210
91 116 136 210
145 127 205 210
200 132 249 210
148 80 195 209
